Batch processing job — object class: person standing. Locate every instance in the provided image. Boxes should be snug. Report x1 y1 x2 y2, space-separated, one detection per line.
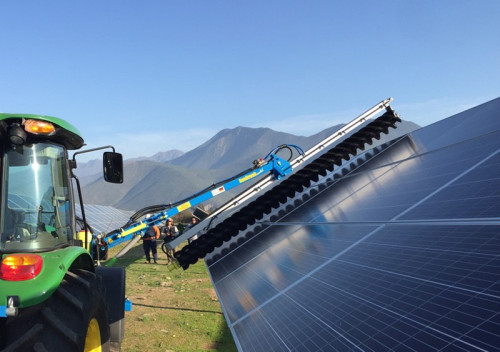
164 218 178 264
187 216 197 228
187 216 198 244
142 223 160 264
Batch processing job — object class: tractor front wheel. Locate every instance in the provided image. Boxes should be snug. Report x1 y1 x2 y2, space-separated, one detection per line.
0 269 110 352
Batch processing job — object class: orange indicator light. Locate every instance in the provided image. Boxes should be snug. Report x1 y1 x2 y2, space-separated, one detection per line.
25 119 56 135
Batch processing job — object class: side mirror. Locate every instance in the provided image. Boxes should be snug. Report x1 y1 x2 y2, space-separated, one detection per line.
103 152 123 184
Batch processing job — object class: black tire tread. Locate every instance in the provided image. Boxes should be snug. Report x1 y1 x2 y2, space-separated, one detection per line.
0 269 110 352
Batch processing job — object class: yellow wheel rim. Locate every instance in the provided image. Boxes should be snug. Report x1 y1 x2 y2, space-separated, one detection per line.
84 318 102 352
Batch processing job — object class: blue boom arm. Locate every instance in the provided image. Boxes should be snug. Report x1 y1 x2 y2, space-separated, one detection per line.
103 150 295 253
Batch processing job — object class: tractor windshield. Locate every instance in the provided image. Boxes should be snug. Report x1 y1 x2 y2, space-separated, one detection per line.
1 143 74 252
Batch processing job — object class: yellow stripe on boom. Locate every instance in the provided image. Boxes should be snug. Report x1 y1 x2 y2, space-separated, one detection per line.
120 222 147 237
238 169 263 183
177 202 191 212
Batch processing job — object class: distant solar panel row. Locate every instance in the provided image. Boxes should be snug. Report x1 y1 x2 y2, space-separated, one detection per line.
207 98 500 351
75 204 133 234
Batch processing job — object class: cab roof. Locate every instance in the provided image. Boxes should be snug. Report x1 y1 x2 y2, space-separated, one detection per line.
0 112 84 150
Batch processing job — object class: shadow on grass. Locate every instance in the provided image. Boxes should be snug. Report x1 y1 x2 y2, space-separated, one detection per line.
132 302 224 315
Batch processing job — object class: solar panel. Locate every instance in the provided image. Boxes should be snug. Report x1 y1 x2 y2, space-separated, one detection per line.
75 204 134 234
206 98 500 351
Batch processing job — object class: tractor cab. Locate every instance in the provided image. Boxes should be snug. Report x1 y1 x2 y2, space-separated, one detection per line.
0 114 122 254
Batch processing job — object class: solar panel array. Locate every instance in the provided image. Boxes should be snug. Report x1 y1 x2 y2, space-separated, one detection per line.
206 98 500 351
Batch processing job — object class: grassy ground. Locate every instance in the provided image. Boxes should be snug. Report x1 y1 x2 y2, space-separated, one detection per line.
107 242 238 352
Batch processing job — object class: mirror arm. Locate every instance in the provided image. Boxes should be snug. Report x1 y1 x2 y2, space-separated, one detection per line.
72 145 116 165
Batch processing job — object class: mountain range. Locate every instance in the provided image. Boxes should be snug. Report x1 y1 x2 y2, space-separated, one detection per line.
73 121 419 211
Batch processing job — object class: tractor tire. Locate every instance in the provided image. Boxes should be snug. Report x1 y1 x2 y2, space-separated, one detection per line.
0 269 110 352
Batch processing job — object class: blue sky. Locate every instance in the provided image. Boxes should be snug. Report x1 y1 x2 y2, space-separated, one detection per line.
1 1 499 160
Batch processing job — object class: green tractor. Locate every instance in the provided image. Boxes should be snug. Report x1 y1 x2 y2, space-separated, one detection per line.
0 114 126 351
